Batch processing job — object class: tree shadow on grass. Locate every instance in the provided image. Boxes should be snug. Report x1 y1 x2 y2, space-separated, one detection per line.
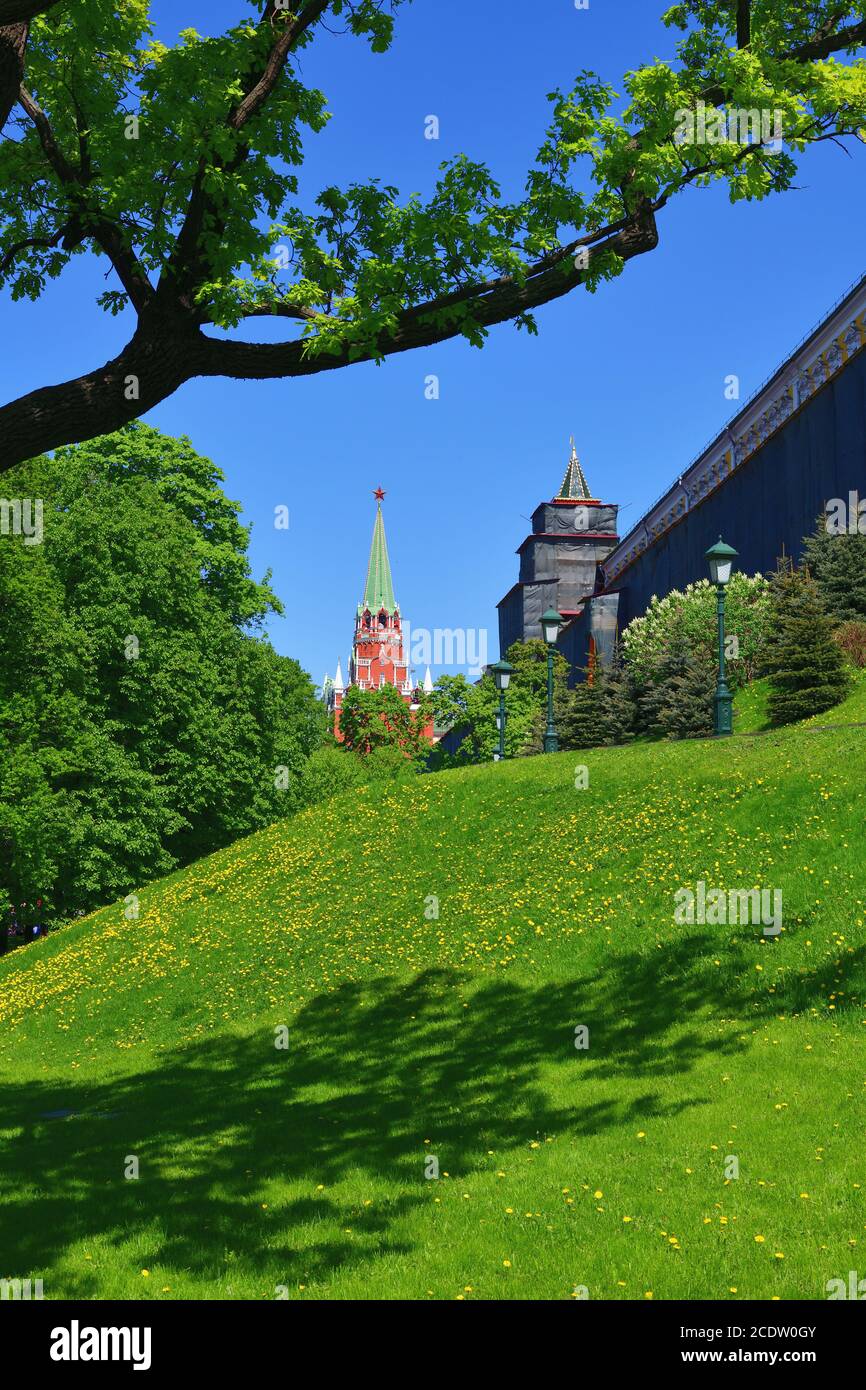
1 932 861 1296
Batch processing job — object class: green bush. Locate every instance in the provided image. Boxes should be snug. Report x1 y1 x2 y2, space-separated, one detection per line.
622 573 771 691
298 747 367 808
298 744 420 812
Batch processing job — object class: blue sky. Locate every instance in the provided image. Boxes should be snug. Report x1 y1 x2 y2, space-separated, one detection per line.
4 0 866 686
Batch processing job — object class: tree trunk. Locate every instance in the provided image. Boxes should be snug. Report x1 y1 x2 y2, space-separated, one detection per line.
0 21 27 131
0 4 73 133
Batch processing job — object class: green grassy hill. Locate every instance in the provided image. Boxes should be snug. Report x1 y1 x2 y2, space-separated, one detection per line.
734 668 866 734
1 719 864 1301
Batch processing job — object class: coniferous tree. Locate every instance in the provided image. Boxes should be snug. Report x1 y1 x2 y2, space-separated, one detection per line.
557 675 601 750
658 653 716 739
603 647 639 744
763 559 851 726
558 647 637 749
802 518 866 624
632 630 715 739
633 632 687 737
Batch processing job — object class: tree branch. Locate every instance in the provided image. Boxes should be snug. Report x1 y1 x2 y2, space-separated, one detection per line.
0 319 205 466
218 301 318 323
163 1 334 303
229 0 332 133
3 2 866 469
782 16 866 62
0 224 67 273
0 206 659 471
18 82 155 311
197 205 659 381
18 82 77 183
737 1 751 49
0 3 68 136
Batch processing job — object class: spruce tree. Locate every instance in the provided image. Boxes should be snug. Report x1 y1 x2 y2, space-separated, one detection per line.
802 518 866 624
558 673 603 750
599 646 638 745
558 647 636 749
631 627 716 740
763 559 851 726
658 653 716 739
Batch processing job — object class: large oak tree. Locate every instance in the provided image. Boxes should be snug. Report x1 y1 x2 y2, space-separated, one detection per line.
1 0 865 469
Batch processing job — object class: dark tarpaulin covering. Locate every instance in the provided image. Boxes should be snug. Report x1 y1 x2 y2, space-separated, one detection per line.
608 344 866 632
557 336 866 684
521 580 559 640
521 537 599 586
531 502 619 536
558 594 619 683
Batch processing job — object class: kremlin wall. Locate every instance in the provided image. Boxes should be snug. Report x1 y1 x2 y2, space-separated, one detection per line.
504 271 866 681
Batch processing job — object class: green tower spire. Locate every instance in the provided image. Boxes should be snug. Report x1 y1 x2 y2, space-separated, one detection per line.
362 489 397 612
558 437 592 500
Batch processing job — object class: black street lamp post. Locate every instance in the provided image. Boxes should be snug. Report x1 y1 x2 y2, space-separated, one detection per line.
491 660 514 760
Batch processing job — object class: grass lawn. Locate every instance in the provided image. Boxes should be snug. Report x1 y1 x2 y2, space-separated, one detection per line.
1 718 864 1301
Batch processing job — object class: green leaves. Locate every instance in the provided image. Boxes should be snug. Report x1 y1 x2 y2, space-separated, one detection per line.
429 641 569 766
0 424 323 920
1 0 865 421
622 574 772 689
339 683 432 764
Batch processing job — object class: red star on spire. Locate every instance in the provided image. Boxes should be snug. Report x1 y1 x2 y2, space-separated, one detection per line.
373 487 386 501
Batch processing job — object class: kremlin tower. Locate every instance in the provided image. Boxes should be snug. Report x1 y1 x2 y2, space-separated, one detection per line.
497 438 620 656
324 490 433 741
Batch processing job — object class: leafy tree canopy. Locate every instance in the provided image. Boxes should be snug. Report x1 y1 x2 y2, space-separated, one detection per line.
1 0 866 464
430 640 567 766
338 682 431 764
0 423 323 923
621 572 771 691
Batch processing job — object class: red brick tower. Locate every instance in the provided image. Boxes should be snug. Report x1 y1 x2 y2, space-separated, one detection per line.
325 490 433 742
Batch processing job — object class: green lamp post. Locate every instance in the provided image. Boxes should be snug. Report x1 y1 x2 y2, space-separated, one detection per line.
705 536 738 737
491 660 514 761
540 608 565 753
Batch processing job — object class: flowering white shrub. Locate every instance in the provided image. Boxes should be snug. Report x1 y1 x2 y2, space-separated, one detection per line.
621 573 771 689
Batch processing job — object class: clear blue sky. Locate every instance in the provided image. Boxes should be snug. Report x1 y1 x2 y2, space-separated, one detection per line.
5 0 866 685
